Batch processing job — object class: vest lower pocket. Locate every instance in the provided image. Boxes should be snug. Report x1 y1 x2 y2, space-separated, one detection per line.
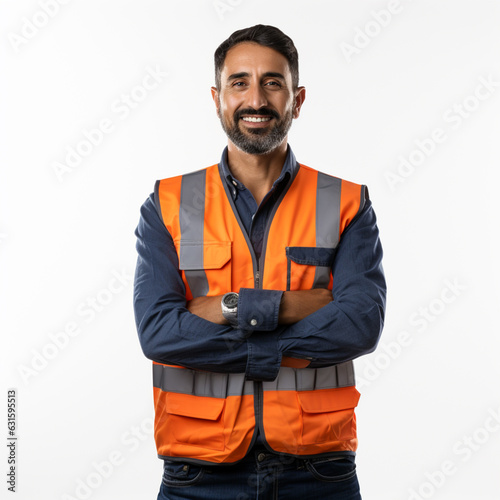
297 386 360 445
286 246 336 291
165 392 226 451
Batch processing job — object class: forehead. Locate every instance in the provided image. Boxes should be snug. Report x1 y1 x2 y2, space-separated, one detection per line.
221 42 291 81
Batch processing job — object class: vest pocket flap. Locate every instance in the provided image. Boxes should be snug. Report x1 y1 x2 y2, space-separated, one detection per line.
298 386 360 414
165 392 225 421
286 246 336 267
176 241 232 270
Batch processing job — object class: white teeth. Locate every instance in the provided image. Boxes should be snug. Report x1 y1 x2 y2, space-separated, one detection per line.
242 116 271 122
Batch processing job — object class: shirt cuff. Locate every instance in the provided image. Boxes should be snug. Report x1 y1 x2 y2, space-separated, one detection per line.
245 331 282 381
238 288 283 331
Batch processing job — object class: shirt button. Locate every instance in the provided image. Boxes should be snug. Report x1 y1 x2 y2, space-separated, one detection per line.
250 318 258 326
182 465 189 472
257 453 266 462
232 180 238 187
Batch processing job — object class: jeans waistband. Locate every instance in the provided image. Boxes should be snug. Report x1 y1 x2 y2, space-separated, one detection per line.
250 447 355 471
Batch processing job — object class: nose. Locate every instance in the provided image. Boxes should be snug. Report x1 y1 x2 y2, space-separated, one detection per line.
246 82 268 111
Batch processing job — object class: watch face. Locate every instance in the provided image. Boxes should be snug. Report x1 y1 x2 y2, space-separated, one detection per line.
223 293 238 309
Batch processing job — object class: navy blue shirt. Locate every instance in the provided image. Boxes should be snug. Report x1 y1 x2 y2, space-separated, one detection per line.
220 145 296 260
133 145 386 382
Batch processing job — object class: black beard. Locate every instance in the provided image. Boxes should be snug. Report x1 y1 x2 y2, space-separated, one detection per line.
218 107 293 155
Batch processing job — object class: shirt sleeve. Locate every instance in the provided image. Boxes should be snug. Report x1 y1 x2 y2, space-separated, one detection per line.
237 288 283 331
277 199 387 366
133 193 281 381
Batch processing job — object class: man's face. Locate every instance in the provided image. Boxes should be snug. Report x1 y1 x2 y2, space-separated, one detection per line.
211 42 304 155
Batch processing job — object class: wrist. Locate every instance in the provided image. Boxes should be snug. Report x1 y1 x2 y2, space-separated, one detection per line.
221 292 239 327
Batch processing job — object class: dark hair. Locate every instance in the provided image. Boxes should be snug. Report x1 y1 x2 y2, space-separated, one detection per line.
214 24 299 91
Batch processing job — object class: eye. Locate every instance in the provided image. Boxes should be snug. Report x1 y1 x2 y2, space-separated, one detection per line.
264 81 282 88
232 81 246 87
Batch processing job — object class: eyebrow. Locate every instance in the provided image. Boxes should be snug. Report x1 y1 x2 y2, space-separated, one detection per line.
226 71 287 82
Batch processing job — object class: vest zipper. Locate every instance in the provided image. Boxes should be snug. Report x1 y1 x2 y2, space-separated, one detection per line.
217 162 300 454
254 379 265 443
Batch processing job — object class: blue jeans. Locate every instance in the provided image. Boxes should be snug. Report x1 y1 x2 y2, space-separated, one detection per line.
157 448 362 500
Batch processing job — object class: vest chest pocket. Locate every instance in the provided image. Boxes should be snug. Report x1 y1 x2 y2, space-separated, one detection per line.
285 246 337 291
176 241 232 297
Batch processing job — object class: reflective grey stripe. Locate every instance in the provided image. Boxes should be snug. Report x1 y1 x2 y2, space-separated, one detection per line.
359 185 367 214
179 170 209 297
313 173 342 289
153 180 164 223
262 362 355 392
153 362 354 398
153 364 254 398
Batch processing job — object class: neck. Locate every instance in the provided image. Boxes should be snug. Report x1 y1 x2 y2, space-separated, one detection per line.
226 140 288 205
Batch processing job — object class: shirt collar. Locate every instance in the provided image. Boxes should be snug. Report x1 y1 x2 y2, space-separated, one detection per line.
219 144 298 195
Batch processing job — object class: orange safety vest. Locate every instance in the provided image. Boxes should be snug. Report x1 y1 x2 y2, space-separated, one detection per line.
153 161 366 464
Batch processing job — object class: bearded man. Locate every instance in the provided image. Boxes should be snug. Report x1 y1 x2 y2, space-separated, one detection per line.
134 24 386 500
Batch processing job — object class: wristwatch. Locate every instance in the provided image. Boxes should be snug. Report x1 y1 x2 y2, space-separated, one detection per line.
221 292 239 327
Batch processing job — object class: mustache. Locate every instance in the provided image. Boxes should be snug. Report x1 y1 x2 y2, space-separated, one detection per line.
234 108 280 121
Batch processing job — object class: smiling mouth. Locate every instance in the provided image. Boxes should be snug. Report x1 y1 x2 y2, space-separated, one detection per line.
241 116 272 123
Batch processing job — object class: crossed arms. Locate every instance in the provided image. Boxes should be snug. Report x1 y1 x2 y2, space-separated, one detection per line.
133 194 386 381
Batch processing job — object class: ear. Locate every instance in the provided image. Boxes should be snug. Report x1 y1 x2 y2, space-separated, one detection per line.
292 86 306 119
211 87 221 116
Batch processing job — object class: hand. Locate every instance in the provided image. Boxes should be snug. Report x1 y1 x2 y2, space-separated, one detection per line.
186 295 229 325
278 288 332 325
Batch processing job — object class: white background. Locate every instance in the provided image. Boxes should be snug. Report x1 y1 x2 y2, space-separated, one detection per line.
1 0 499 499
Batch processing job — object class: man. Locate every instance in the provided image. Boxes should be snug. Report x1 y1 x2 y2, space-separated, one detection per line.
134 24 386 500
